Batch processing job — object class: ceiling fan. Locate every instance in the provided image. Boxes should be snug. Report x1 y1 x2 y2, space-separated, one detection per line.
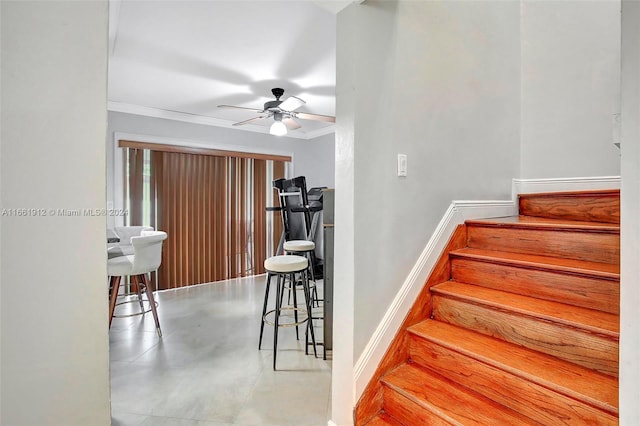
218 88 335 136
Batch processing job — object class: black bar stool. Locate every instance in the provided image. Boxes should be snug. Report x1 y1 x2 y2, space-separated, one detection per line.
259 254 317 370
283 239 320 307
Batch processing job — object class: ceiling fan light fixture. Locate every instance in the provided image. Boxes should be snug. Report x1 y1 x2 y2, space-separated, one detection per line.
220 88 335 132
270 120 287 136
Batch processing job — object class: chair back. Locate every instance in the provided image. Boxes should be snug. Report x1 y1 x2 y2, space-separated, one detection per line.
131 231 167 275
273 176 310 241
114 226 153 245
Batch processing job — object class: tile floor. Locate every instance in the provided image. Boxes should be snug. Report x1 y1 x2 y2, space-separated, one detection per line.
109 275 331 426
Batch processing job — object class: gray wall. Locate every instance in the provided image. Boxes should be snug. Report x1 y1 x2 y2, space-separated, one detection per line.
520 0 621 178
106 111 335 227
1 1 111 424
342 0 521 361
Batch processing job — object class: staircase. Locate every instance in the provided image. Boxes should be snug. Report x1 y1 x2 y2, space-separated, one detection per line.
357 190 620 425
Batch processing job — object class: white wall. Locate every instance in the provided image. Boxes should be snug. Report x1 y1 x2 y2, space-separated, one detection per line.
620 1 640 423
331 3 357 424
333 1 521 423
0 1 111 424
106 111 335 227
520 0 621 178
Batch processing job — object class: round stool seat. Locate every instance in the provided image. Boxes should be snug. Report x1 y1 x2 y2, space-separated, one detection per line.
264 255 308 273
283 240 316 252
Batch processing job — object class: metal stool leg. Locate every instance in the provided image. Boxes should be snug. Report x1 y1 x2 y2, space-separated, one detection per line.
307 250 320 308
273 273 283 370
302 269 317 357
290 272 300 340
133 275 145 313
139 273 162 338
259 273 273 350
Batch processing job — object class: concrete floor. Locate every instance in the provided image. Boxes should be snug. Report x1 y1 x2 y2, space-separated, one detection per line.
109 275 331 426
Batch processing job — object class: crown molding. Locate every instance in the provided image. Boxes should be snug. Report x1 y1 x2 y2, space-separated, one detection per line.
107 101 335 140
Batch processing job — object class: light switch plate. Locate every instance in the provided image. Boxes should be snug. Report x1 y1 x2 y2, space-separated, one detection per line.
397 154 407 177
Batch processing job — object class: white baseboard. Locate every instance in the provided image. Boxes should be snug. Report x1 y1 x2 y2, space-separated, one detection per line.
327 421 339 426
352 175 621 401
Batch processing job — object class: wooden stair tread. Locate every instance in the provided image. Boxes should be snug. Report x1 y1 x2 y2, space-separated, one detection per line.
382 363 537 425
408 320 619 414
467 215 620 233
432 281 619 336
450 247 620 278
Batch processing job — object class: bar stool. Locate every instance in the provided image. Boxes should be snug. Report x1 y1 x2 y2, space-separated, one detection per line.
283 240 319 307
108 231 167 337
259 254 317 370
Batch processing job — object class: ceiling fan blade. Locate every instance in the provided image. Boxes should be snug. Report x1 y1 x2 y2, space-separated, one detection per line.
283 117 302 130
295 112 336 123
218 104 264 113
279 96 306 112
232 114 271 126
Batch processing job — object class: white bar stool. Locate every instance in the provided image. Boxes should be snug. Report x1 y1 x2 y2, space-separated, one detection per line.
259 254 317 370
283 240 319 307
108 231 167 337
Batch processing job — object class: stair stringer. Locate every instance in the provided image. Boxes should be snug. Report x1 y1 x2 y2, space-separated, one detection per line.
354 199 516 424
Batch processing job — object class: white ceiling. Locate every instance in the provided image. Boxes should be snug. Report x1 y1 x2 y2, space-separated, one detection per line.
108 0 346 139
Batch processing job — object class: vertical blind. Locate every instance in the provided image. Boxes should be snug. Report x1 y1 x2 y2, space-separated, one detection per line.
123 142 288 290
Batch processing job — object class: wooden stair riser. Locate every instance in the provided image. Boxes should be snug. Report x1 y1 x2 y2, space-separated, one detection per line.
466 225 619 265
431 296 619 376
365 413 405 426
450 257 620 314
408 335 618 425
381 386 453 426
519 191 620 224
